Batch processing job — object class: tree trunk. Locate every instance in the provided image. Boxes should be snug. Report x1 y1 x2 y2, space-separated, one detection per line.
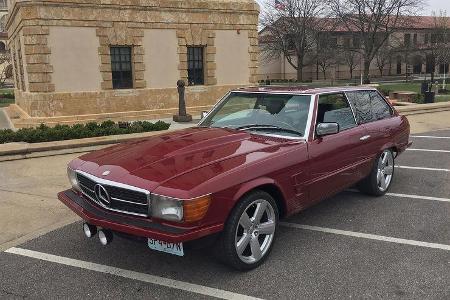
363 58 371 84
349 68 353 79
297 65 303 82
297 54 304 82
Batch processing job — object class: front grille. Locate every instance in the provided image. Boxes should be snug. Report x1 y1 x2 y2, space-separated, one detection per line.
76 172 149 217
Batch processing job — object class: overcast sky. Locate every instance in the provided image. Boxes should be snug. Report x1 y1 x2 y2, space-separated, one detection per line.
255 0 450 15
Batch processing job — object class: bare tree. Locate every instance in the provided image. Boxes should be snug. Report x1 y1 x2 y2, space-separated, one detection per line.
430 11 450 90
260 0 328 81
329 0 423 83
315 33 336 80
0 51 12 88
375 43 393 77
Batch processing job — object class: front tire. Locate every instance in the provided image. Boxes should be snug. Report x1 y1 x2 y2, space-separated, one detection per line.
217 190 279 271
358 149 395 196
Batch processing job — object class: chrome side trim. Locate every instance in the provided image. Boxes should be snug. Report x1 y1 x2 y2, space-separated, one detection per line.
304 95 316 141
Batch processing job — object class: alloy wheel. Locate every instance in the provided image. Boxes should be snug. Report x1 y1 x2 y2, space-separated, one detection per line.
377 150 394 192
234 199 276 264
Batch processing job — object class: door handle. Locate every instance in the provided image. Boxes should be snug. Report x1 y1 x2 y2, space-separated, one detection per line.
360 135 371 141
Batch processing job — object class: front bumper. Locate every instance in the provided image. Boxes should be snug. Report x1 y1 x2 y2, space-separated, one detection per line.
58 190 223 243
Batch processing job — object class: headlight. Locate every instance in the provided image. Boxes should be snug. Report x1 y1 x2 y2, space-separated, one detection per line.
151 194 211 222
67 167 81 192
151 195 183 222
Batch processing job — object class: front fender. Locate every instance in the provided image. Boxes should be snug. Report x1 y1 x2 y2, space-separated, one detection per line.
232 177 285 202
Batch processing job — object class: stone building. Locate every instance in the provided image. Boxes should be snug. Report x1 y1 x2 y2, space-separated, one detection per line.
5 0 259 127
259 16 450 82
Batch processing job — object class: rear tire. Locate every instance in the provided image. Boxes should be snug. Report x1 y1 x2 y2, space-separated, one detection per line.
358 149 395 196
216 190 279 271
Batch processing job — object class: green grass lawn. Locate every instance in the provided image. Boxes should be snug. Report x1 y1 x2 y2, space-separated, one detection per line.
0 98 14 108
0 89 14 108
377 83 422 94
436 95 450 102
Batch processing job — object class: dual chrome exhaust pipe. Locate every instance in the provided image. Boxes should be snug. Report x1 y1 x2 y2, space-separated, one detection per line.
83 223 113 246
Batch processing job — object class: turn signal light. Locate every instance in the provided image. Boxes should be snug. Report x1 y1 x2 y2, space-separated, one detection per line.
183 195 211 223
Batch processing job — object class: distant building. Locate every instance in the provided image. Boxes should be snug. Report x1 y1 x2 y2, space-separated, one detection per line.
259 16 450 82
6 0 259 127
0 0 8 58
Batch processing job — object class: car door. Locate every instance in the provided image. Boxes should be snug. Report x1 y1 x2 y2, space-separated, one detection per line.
346 90 397 163
307 93 370 204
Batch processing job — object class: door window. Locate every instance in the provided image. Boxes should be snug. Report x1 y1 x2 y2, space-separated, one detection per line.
317 93 356 131
346 91 392 124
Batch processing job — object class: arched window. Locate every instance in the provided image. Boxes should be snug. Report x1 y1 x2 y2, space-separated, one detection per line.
0 41 5 52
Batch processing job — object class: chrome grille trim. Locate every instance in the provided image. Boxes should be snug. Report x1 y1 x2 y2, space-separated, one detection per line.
76 170 150 217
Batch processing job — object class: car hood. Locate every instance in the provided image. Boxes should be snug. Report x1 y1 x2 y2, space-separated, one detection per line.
74 127 301 193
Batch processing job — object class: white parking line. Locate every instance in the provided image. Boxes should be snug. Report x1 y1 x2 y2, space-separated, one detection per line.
407 148 450 153
386 193 450 203
346 189 450 203
411 136 450 139
5 247 262 300
280 223 450 251
396 165 450 172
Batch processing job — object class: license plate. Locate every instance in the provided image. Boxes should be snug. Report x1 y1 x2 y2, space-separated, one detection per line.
147 238 184 257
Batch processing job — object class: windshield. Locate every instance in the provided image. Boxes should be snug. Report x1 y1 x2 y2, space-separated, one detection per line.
199 92 312 138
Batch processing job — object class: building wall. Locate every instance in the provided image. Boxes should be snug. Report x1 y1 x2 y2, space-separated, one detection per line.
143 29 179 89
48 27 102 92
6 0 260 120
258 28 447 81
215 30 251 85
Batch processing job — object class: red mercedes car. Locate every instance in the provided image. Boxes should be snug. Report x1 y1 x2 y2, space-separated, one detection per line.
59 86 411 270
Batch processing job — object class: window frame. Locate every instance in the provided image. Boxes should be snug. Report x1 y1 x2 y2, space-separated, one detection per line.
314 92 358 138
110 46 133 90
187 46 205 86
344 90 394 125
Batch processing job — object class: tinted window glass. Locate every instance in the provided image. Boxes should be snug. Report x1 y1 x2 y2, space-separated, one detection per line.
317 93 356 131
110 46 133 89
370 91 392 120
346 91 373 124
346 91 392 124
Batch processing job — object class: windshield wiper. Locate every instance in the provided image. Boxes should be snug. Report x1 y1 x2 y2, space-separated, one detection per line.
235 124 303 137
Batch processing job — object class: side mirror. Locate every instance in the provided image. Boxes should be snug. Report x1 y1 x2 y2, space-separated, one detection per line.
201 111 209 119
316 122 340 137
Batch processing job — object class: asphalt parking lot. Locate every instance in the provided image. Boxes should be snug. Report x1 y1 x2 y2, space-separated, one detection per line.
1 129 449 299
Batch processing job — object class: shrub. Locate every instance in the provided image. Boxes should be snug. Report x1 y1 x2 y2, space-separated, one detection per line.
0 91 14 99
0 120 171 144
413 94 424 104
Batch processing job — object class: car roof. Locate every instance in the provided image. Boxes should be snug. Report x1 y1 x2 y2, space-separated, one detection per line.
234 85 379 95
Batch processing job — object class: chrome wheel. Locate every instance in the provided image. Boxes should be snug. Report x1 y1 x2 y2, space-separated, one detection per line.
377 150 394 192
234 199 276 264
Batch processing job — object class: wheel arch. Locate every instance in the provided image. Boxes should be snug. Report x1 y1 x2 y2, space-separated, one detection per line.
232 178 287 219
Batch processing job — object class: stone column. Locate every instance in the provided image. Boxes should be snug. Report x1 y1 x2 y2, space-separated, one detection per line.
173 80 192 122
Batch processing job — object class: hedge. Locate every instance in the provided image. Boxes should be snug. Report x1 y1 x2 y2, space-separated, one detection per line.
0 120 171 144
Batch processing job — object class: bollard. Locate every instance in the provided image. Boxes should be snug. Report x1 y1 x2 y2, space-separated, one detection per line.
173 80 193 122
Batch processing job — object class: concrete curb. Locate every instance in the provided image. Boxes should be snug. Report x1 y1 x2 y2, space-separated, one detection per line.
396 102 450 116
0 129 178 158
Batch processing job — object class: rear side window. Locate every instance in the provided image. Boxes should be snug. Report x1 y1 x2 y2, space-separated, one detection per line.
370 91 393 120
346 91 392 124
317 93 356 131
